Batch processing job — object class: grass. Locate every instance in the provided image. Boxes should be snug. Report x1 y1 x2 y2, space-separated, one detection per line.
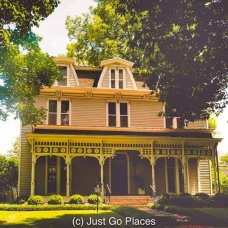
0 206 177 227
0 210 117 227
164 205 228 226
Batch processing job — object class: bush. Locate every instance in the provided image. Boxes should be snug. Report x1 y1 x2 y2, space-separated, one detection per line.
69 194 84 204
15 195 29 204
88 194 101 204
27 195 44 205
148 202 164 211
195 193 210 200
211 193 228 207
179 193 192 197
48 195 64 205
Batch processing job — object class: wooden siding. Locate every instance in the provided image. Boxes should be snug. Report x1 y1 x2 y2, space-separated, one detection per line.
19 124 32 196
35 96 47 124
130 100 164 128
198 159 212 194
188 158 198 195
187 121 207 129
71 98 106 127
100 68 109 88
125 69 134 89
69 65 77 86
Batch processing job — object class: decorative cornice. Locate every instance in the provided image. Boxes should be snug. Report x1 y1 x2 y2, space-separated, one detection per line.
101 57 134 68
40 87 158 101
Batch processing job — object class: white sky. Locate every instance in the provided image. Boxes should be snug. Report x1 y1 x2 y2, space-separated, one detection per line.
0 0 227 157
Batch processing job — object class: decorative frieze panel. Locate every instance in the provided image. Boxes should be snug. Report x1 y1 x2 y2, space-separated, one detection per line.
29 135 218 160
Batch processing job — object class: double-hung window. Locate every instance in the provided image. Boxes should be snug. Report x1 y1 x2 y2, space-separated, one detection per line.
108 102 129 127
110 68 125 89
48 100 70 125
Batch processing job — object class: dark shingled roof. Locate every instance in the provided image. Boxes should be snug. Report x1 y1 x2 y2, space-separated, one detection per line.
76 70 101 87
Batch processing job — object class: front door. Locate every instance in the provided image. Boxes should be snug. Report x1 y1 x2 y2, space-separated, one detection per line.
111 154 128 195
47 156 57 194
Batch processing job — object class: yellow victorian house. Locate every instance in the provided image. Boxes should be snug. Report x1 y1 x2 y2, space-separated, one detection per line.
18 57 221 199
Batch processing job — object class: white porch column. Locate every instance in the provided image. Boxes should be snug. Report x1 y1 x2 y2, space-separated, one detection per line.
100 159 104 196
150 156 156 196
31 154 36 196
66 157 70 196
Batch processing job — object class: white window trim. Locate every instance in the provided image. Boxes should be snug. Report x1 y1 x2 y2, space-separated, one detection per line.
109 68 126 89
55 64 69 86
106 101 130 127
47 98 71 125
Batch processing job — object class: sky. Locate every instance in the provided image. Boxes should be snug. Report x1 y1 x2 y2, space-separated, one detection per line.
0 0 228 156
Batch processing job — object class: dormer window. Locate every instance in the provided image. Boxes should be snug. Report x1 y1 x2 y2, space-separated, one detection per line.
110 68 125 89
56 66 68 86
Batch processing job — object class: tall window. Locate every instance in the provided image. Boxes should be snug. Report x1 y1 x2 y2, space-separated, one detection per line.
57 66 67 86
108 102 129 127
109 68 125 89
48 100 69 125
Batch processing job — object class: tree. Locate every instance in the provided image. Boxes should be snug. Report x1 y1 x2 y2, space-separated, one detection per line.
0 0 61 125
220 154 228 165
67 0 228 122
66 0 142 66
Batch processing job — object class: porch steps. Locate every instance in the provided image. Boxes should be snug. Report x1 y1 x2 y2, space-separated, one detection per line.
106 195 153 206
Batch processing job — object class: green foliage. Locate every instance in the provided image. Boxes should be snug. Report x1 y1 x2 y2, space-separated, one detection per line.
27 195 44 205
15 195 29 205
148 202 165 211
0 203 112 211
47 195 64 205
195 193 210 201
88 194 101 204
69 194 84 204
0 0 60 124
221 154 228 165
208 114 217 130
0 155 18 201
6 137 20 161
69 0 228 122
212 193 228 207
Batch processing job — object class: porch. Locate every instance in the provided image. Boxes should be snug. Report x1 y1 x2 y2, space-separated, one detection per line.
26 133 221 197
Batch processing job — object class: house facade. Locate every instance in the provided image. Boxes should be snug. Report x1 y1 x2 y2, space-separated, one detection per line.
19 57 221 197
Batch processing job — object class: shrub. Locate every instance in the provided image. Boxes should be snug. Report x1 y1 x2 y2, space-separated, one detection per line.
148 202 164 211
15 195 29 204
27 195 44 205
48 195 64 205
88 194 101 204
211 193 228 207
157 193 172 205
69 194 84 204
179 193 192 197
195 193 210 200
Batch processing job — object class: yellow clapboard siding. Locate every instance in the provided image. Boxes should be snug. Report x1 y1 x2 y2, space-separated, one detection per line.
130 100 164 128
188 158 198 195
187 121 207 129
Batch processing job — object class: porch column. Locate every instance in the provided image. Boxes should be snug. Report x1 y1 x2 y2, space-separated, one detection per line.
181 141 188 193
31 155 36 196
150 157 156 195
100 158 104 196
66 157 70 196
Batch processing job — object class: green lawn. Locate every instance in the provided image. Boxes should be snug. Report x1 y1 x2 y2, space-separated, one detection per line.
0 207 177 227
0 210 122 227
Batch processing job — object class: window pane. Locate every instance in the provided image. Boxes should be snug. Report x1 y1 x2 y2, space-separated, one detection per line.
109 116 116 127
120 116 128 127
108 102 116 115
120 103 128 115
58 66 67 76
49 100 57 112
61 101 69 113
57 77 67 86
165 117 173 128
48 113 57 125
111 80 115 88
61 114 69 126
119 69 123 79
111 70 115 79
119 81 123 89
57 66 67 86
